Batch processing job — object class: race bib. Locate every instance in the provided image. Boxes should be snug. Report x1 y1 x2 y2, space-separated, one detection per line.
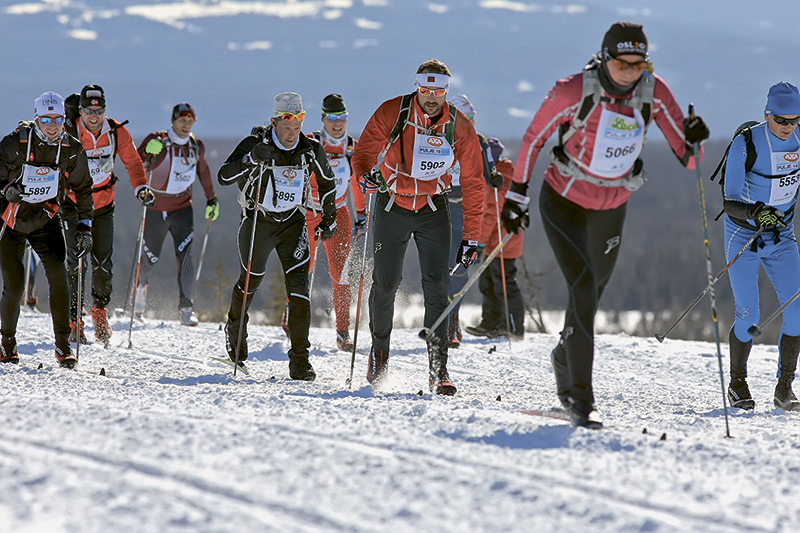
166 153 197 195
261 165 306 212
328 155 350 200
85 144 115 186
410 132 454 180
20 164 59 203
769 151 800 204
589 107 645 178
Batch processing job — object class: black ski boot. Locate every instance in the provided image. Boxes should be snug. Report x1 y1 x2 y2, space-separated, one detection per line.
568 396 602 430
289 355 316 382
464 323 500 338
728 329 755 410
428 341 456 396
551 330 571 409
225 314 248 364
0 336 19 364
336 330 354 352
366 345 389 385
774 334 800 411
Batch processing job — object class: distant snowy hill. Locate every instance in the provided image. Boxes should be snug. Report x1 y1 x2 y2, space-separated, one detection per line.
3 0 800 140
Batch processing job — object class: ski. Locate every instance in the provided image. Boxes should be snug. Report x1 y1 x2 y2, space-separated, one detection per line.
209 356 251 376
520 408 667 440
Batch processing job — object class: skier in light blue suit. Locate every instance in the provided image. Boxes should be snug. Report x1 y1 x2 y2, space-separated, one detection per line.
723 81 800 412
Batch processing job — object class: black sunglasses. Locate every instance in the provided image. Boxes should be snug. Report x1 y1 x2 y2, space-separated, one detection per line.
773 115 800 126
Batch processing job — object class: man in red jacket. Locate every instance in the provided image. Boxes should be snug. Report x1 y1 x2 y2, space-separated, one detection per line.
63 84 149 345
352 58 485 395
501 22 710 428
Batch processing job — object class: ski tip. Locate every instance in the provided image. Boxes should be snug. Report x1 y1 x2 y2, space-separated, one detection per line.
488 346 496 354
37 362 43 369
642 428 648 434
660 433 667 441
417 390 424 396
99 368 106 376
496 395 502 401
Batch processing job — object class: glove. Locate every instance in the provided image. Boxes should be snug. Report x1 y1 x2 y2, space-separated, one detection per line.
3 183 24 204
456 239 480 268
76 221 92 259
137 186 156 207
750 202 786 229
360 169 388 194
206 197 219 221
489 169 504 189
315 217 338 241
145 138 164 156
683 115 710 144
248 142 274 165
352 213 367 240
501 182 530 234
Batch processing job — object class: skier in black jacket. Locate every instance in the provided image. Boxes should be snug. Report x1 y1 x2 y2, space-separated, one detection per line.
0 91 93 368
218 92 337 380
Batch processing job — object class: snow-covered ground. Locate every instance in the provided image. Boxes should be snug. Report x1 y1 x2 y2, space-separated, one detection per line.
1 310 798 532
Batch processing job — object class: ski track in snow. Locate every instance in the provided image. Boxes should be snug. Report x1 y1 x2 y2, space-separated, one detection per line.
1 312 799 532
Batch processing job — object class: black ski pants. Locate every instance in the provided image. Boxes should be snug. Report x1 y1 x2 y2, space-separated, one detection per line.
63 202 114 319
227 210 311 360
1 216 71 346
478 255 525 335
137 206 195 309
369 193 451 353
539 182 626 405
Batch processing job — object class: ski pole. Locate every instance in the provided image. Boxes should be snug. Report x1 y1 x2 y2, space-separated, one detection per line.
23 243 32 307
748 287 800 337
234 166 263 377
686 103 731 438
308 236 322 297
126 199 149 349
420 232 513 343
190 216 213 303
346 193 375 388
75 256 84 360
655 226 764 342
494 187 513 349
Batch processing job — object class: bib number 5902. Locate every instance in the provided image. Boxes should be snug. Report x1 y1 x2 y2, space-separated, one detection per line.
605 144 636 159
420 160 445 171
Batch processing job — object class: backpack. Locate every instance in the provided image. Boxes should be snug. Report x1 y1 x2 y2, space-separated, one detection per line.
708 121 760 221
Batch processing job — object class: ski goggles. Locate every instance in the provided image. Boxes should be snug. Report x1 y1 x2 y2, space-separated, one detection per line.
81 107 106 115
772 115 800 126
38 116 65 125
277 111 306 122
324 112 348 122
607 57 652 73
417 86 448 97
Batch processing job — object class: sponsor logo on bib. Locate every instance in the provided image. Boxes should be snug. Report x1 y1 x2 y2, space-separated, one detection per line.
282 169 297 179
784 152 799 162
427 137 444 147
35 167 50 175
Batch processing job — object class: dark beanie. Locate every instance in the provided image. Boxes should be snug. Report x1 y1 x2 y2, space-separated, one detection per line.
172 102 196 122
321 93 346 114
602 21 648 59
487 137 505 162
80 84 106 108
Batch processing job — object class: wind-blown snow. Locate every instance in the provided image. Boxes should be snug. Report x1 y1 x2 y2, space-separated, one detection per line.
1 311 798 532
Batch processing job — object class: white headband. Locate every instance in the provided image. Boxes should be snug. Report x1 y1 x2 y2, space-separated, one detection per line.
415 73 450 90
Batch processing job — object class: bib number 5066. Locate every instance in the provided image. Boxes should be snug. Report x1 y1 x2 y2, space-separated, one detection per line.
605 144 636 159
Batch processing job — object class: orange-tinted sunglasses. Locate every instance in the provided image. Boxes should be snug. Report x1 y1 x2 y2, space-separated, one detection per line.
608 57 652 73
418 86 448 97
278 111 306 121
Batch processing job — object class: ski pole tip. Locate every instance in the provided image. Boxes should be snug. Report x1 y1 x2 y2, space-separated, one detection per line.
654 333 665 343
747 325 761 337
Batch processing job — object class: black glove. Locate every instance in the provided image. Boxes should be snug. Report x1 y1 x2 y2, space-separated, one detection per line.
315 217 338 241
248 142 274 165
360 169 388 193
501 182 530 234
352 212 367 239
76 221 92 259
3 183 24 204
750 202 786 229
683 115 710 144
137 186 156 207
456 239 480 268
489 169 504 189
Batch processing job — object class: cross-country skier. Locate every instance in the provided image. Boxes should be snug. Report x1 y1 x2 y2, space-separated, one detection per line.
135 103 218 326
218 92 337 381
723 81 800 412
351 58 485 395
63 84 149 345
501 22 709 427
0 91 93 368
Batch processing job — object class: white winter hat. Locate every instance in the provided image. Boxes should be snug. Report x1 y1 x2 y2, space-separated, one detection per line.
274 92 304 117
34 91 65 118
449 94 475 117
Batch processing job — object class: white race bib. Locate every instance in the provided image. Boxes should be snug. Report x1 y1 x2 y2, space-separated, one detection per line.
450 161 461 187
260 165 306 212
410 132 455 180
86 144 115 186
589 107 645 178
20 164 59 203
769 151 800 204
328 155 350 200
166 153 197 195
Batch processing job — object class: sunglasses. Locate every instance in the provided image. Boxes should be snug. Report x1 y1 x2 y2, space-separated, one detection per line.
325 113 348 122
81 107 106 115
38 116 65 125
772 115 800 126
278 111 306 122
418 86 448 97
608 57 651 73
